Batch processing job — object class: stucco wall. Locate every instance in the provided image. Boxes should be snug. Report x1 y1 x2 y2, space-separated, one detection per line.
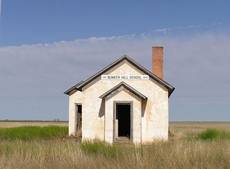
68 91 84 136
68 60 169 143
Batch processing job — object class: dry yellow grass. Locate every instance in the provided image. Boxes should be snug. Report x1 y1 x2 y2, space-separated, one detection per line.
0 121 229 169
0 140 229 169
170 122 230 140
0 121 67 128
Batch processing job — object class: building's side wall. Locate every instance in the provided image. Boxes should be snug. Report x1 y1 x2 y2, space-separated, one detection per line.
68 91 84 136
68 60 169 142
104 90 142 144
141 87 168 142
68 94 76 136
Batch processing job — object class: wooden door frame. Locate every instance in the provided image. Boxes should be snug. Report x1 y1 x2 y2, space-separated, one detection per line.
113 101 133 142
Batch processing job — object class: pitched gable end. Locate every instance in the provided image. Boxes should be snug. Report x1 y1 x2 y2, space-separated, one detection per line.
64 55 175 96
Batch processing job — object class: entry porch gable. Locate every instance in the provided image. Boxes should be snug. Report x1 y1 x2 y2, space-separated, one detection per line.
102 84 146 144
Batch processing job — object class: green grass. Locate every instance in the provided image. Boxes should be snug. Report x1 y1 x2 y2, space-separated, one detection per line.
197 128 230 140
0 126 68 141
80 141 120 158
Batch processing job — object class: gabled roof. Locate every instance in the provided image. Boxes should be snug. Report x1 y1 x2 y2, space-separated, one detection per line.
64 81 84 95
99 82 147 100
64 55 175 96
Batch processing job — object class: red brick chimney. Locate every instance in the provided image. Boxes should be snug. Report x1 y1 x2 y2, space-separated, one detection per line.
152 46 164 79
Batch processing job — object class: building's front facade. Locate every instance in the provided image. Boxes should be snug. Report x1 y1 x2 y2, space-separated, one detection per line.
65 47 174 144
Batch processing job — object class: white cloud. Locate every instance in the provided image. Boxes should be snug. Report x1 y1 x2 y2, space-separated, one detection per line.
0 30 230 120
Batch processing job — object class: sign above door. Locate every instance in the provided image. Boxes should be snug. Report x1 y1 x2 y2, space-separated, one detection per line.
101 75 149 80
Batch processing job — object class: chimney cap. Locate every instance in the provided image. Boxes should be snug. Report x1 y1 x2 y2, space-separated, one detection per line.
152 46 163 48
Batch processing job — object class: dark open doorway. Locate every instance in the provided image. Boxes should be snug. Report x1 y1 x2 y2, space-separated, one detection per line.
76 104 82 137
116 103 131 138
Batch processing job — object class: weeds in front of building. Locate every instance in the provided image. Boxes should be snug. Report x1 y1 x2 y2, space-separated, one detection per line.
0 123 230 169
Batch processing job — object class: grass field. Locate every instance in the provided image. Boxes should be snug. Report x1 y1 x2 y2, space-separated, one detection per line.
0 121 67 128
170 121 230 140
0 126 68 141
0 121 229 169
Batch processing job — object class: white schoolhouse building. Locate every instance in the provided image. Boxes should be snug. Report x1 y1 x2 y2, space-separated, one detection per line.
65 47 175 144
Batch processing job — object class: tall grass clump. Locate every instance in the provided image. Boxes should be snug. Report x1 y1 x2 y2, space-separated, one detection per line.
0 126 68 141
80 141 120 158
197 128 230 140
0 140 229 169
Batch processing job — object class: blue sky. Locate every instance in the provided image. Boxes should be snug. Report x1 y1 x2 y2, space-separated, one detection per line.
1 0 230 45
0 0 230 121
